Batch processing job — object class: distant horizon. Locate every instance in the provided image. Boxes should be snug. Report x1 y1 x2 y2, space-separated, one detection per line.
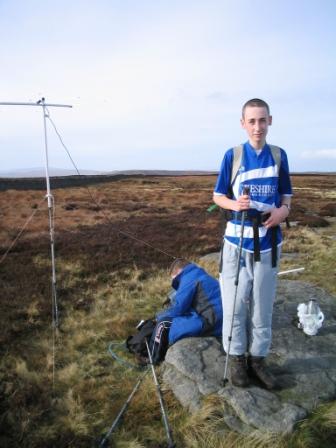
0 165 335 179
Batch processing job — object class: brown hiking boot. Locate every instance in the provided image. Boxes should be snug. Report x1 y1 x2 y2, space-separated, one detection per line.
248 356 277 390
230 355 250 387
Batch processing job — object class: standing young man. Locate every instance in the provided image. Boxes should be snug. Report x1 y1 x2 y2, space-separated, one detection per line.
213 98 292 388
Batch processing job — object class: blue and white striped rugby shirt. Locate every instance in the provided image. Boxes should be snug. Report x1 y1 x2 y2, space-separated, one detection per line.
214 141 293 253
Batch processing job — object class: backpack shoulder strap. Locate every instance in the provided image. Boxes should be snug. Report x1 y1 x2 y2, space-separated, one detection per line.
231 144 281 180
231 144 243 185
268 145 281 173
268 144 290 227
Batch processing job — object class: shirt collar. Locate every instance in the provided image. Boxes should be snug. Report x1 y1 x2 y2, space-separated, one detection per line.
245 141 268 153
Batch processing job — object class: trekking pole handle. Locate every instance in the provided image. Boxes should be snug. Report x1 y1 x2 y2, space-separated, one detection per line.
242 185 250 196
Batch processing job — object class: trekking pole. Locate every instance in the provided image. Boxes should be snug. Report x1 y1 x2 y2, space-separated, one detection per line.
145 339 176 448
223 186 250 386
99 370 148 447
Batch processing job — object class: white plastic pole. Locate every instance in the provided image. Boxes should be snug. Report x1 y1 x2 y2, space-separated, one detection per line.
41 99 58 327
278 267 305 276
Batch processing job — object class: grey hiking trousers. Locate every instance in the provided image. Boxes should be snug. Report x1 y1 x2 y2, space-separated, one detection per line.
219 241 280 357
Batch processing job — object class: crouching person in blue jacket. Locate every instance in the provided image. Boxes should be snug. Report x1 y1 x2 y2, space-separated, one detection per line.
156 258 223 345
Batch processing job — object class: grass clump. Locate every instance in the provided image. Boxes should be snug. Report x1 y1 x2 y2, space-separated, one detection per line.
281 224 336 295
285 401 336 448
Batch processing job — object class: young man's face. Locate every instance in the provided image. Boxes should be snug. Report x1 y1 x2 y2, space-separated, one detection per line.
240 106 272 149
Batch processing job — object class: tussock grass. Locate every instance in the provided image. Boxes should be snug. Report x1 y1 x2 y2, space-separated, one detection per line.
281 224 336 295
324 401 336 428
179 396 230 447
59 389 90 435
285 402 336 448
15 359 40 384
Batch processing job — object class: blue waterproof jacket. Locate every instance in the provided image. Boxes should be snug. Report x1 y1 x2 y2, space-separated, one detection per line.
156 263 223 344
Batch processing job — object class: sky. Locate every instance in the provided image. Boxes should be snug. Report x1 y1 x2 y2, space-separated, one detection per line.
0 0 335 173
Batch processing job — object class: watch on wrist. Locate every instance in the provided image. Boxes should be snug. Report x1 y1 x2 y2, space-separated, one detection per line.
282 203 290 211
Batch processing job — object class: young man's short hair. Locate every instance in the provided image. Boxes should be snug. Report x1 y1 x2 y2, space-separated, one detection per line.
242 98 270 117
168 258 190 276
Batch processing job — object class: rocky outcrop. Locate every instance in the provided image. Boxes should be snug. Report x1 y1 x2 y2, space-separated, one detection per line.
162 280 336 433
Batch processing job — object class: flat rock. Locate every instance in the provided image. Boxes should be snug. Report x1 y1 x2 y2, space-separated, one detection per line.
218 386 306 433
162 280 336 433
199 252 220 263
163 337 225 411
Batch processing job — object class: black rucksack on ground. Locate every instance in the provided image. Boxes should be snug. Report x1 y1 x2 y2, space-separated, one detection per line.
126 319 171 365
126 319 156 358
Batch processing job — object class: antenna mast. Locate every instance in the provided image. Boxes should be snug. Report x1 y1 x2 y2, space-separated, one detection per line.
0 98 72 384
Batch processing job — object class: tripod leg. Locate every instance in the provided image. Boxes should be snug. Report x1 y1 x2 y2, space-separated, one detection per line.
145 339 175 448
99 371 148 447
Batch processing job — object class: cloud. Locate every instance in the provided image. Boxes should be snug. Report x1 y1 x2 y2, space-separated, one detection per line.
300 149 336 159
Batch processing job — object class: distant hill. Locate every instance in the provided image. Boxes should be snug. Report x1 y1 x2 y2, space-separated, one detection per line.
0 167 216 179
1 168 334 192
1 166 335 179
0 167 104 178
0 169 217 191
105 169 217 176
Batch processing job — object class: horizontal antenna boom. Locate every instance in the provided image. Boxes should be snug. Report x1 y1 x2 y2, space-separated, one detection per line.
0 101 72 108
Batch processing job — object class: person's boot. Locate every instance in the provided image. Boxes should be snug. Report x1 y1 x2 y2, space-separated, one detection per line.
230 355 249 387
248 356 277 390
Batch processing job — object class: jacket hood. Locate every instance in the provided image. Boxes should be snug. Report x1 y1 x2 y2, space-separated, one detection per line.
171 263 196 290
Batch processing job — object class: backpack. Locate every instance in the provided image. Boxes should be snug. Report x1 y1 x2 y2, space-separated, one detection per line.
126 320 156 359
126 319 171 365
230 143 281 190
